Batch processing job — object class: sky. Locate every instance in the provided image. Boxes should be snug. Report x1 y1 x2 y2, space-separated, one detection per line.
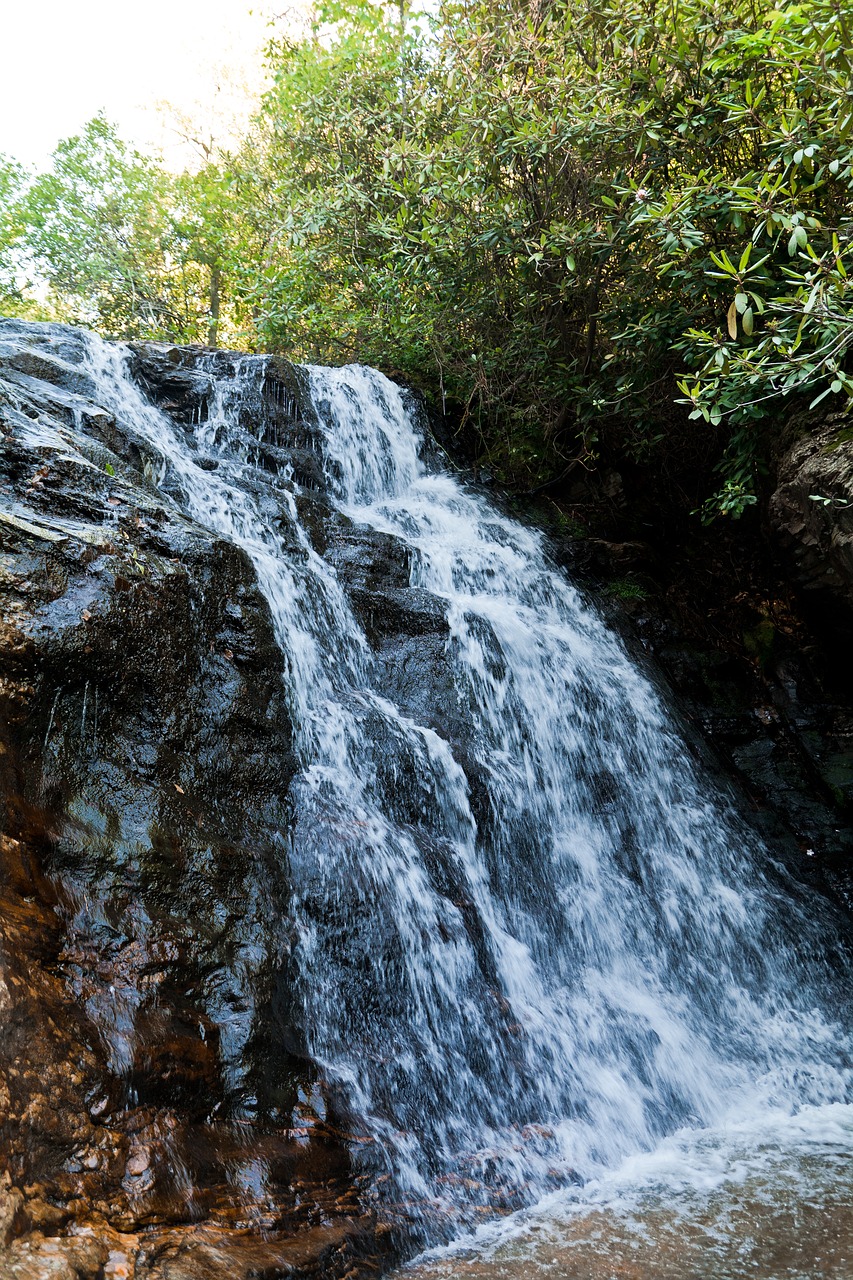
0 0 299 171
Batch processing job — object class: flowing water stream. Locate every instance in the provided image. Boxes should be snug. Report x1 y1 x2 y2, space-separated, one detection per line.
81 338 852 1273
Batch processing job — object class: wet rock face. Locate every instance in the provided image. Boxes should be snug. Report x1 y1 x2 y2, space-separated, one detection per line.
769 419 853 616
0 319 395 1278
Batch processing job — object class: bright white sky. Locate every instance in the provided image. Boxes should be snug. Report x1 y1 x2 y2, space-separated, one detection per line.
0 0 303 170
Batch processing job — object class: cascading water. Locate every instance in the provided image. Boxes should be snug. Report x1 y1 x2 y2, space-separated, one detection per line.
81 337 851 1247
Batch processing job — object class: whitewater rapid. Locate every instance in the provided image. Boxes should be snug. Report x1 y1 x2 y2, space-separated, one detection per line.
81 339 852 1248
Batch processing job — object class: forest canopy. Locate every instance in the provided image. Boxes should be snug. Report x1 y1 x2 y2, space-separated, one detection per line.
1 0 851 515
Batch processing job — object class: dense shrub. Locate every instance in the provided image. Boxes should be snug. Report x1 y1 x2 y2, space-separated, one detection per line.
3 0 851 512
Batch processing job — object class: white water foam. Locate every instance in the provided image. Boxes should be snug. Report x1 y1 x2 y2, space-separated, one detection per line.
396 1101 853 1276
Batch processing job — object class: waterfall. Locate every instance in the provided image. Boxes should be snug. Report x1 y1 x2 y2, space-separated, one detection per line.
81 337 851 1238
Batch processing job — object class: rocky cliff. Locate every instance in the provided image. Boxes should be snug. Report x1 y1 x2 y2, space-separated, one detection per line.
0 320 428 1279
0 318 851 1279
517 433 853 901
770 416 853 615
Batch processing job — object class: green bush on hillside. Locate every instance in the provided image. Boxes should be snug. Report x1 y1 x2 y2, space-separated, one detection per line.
2 0 851 514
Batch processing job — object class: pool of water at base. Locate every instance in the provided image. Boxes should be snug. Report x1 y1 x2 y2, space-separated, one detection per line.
392 1105 853 1280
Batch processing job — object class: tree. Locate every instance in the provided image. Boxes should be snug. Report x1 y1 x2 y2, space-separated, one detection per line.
18 113 248 345
0 155 46 319
20 114 176 337
241 0 853 510
6 0 850 515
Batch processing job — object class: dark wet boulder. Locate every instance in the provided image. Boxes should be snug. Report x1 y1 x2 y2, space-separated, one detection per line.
769 417 853 615
0 318 389 1278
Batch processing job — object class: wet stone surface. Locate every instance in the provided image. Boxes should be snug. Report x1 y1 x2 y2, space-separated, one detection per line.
0 319 415 1277
526 499 853 910
2 319 852 1278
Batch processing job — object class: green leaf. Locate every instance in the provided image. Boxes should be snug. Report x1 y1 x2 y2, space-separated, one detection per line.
727 301 738 339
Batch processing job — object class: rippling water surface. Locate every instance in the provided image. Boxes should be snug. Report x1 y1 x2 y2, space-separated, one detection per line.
396 1107 853 1279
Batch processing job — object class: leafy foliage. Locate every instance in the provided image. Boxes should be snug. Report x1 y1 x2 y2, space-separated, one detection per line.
6 115 245 343
1 0 851 514
233 0 853 508
21 115 177 335
0 154 43 318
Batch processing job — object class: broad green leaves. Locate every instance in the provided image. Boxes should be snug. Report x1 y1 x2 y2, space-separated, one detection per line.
242 0 853 507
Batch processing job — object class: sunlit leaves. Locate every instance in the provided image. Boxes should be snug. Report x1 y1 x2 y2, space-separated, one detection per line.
237 0 852 506
6 114 248 343
5 0 850 515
